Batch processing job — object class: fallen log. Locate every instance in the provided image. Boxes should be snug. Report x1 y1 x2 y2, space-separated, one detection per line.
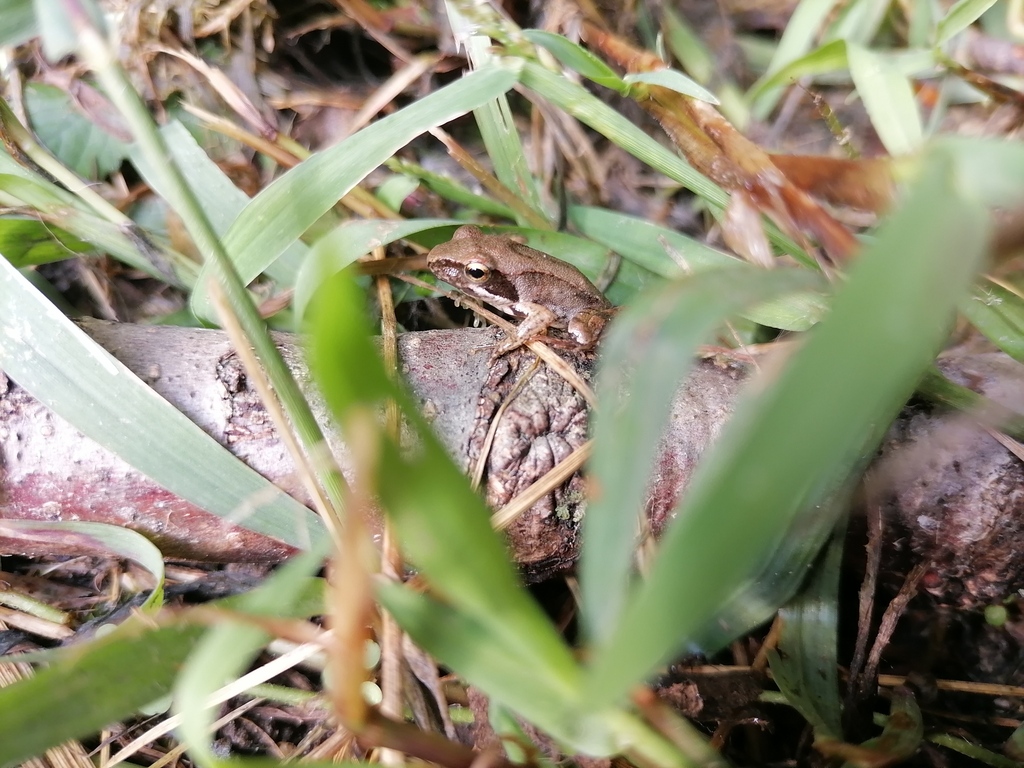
0 320 1021 604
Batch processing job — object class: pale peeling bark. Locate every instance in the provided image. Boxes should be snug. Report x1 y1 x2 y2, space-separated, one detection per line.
0 320 1021 602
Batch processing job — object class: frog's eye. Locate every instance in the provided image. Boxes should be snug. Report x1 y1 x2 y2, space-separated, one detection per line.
464 261 490 282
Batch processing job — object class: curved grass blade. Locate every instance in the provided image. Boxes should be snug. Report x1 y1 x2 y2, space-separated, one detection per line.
750 0 843 119
466 38 547 228
935 0 998 45
523 29 626 91
962 279 1024 363
583 149 989 708
624 69 719 105
0 520 166 613
519 62 809 262
848 43 923 156
0 217 92 266
582 267 825 645
131 121 308 286
191 64 520 320
767 524 845 742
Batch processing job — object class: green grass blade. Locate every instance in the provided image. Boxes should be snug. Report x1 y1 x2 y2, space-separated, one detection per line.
520 63 810 262
750 0 843 119
582 267 825 645
294 218 459 321
0 217 92 266
387 158 519 220
961 279 1024 362
175 550 327 765
191 64 520 320
23 83 130 178
748 39 849 103
939 137 1024 209
467 37 548 228
935 0 998 45
568 205 828 330
583 148 989 707
521 62 722 205
523 30 626 91
0 620 204 767
0 257 321 547
0 520 166 612
132 121 308 286
377 581 613 753
0 0 36 47
767 524 845 741
624 69 719 105
848 43 924 155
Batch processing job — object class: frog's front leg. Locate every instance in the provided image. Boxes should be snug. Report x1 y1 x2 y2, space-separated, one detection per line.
567 309 612 349
492 302 559 357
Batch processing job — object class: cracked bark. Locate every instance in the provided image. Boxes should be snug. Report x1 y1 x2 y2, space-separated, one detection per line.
0 320 1021 603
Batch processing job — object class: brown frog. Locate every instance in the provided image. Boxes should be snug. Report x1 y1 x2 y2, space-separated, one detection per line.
427 225 615 355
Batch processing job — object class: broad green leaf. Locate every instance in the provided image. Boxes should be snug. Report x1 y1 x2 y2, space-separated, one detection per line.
569 206 828 330
935 0 998 44
191 64 520 320
0 217 92 266
0 0 36 47
0 257 321 548
848 43 923 155
523 29 626 91
23 83 130 179
624 69 720 105
961 280 1024 362
583 149 988 707
582 267 825 644
308 271 579 694
767 526 845 741
0 520 166 613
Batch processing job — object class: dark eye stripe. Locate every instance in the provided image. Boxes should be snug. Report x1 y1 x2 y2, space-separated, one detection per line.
476 269 518 302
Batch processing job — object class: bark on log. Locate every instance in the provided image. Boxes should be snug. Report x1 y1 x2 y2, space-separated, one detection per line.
0 320 1021 603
